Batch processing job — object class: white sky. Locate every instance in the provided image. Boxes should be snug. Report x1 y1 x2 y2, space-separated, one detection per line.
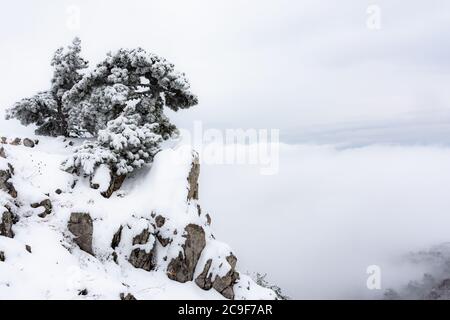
1 0 450 143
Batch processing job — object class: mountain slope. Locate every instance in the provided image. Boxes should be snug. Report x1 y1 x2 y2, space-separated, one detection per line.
0 131 276 300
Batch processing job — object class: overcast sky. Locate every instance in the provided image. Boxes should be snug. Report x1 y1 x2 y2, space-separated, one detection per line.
1 0 450 144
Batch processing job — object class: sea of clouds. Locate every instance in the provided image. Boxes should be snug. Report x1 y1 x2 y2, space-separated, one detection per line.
199 143 450 299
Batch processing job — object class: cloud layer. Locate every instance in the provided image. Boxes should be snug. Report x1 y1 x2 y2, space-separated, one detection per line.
200 143 450 298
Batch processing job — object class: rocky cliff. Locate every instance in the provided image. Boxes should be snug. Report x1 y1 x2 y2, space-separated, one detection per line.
0 136 276 300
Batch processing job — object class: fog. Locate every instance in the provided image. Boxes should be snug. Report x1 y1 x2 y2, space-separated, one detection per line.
199 143 450 298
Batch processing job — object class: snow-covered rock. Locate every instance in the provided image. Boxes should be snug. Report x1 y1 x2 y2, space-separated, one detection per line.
0 135 276 300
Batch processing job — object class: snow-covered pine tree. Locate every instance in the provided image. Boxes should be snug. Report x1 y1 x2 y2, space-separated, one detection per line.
6 39 198 194
51 37 89 101
6 37 88 136
60 47 198 188
63 47 198 138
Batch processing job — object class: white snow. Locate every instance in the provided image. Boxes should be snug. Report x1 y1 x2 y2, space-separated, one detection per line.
0 121 274 300
0 156 8 171
91 164 111 193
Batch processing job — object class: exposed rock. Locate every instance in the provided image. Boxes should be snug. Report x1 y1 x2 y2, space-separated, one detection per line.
22 138 35 148
90 182 100 190
111 225 123 249
78 289 88 296
195 254 239 299
25 245 32 253
156 233 171 247
132 228 151 245
152 214 170 246
155 215 165 228
167 224 206 283
206 213 212 226
129 228 156 271
10 138 21 146
31 199 53 218
0 167 17 198
112 251 118 264
55 189 62 195
195 259 214 290
68 212 94 255
212 255 239 299
120 293 137 300
0 137 6 144
226 254 238 270
102 173 126 198
187 154 200 201
0 210 15 238
215 282 237 300
0 251 4 262
0 147 6 159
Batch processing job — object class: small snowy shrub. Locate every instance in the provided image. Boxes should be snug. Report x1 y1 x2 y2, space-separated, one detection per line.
63 116 162 176
253 273 290 300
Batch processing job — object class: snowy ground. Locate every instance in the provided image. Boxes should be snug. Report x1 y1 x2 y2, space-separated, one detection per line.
0 116 275 300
